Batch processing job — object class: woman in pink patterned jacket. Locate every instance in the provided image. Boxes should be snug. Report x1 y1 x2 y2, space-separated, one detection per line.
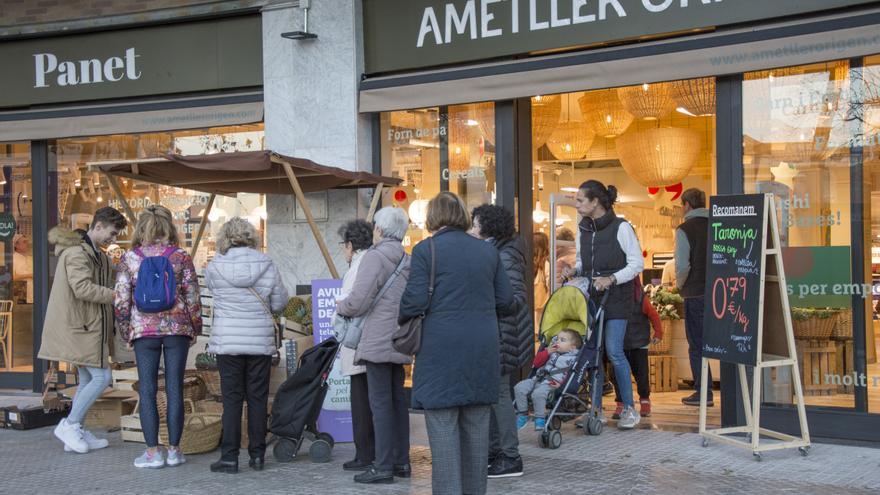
115 204 202 469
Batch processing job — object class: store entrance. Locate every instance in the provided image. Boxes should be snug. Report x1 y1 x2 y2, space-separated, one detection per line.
531 78 718 429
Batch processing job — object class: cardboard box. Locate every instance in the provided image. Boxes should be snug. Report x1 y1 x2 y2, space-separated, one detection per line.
84 396 137 429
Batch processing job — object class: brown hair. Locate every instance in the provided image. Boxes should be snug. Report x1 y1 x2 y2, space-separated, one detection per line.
90 206 127 230
681 188 706 209
559 328 583 349
131 204 179 248
533 231 549 277
426 191 470 233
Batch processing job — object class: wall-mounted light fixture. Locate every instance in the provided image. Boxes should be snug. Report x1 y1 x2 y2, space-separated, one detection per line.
281 0 318 41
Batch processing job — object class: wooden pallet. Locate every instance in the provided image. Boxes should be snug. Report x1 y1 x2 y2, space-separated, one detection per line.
795 339 838 396
649 355 678 393
834 339 854 394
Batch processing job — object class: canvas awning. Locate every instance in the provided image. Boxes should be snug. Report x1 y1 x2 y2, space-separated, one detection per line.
87 150 400 278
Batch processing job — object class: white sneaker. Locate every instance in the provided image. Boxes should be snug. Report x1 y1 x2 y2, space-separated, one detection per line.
166 447 186 467
617 406 641 430
134 449 166 469
54 419 89 454
64 429 109 451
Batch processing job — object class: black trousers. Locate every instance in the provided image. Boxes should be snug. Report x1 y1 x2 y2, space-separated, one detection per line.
217 354 272 461
365 362 410 471
612 348 651 402
349 373 375 464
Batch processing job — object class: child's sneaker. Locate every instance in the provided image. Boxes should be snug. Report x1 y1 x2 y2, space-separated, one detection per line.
516 415 529 430
166 447 186 467
639 398 652 417
134 449 166 469
618 406 641 430
612 402 624 420
534 418 546 431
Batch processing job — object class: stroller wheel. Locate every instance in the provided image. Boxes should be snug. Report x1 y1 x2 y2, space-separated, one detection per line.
273 438 298 463
539 431 550 449
587 417 603 436
315 432 335 448
309 439 333 463
548 430 562 450
550 416 563 431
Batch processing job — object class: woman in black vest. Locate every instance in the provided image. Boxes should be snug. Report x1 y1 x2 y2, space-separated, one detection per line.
562 180 645 429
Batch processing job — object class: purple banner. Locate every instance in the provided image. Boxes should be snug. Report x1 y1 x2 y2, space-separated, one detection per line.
310 279 352 443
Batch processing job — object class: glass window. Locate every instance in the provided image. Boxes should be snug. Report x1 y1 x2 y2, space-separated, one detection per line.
0 142 33 372
861 54 880 413
380 103 495 251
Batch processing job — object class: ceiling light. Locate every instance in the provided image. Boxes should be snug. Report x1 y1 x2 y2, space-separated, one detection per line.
561 187 579 193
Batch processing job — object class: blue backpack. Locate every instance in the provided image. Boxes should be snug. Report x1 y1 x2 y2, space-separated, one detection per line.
133 246 177 313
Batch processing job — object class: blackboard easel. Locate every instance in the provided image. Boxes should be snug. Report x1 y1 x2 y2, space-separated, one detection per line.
698 193 811 460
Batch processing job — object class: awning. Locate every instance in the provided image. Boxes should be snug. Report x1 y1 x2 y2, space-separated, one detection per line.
89 150 400 196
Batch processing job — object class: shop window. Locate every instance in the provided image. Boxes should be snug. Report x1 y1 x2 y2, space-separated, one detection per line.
862 55 880 413
0 143 33 372
532 79 717 413
380 103 495 251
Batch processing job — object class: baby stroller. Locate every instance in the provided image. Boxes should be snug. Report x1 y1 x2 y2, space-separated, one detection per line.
269 337 340 463
535 280 610 449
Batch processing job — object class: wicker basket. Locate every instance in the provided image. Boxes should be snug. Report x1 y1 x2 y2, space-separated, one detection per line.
195 369 222 399
649 320 673 354
793 316 836 340
830 309 853 340
134 374 208 419
158 400 222 454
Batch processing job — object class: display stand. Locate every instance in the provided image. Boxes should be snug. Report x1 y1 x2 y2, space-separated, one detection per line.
698 193 811 460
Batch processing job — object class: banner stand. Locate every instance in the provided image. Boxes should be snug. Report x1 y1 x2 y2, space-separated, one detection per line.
698 193 811 460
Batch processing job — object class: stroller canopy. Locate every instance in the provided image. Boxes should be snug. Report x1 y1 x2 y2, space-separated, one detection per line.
539 284 591 343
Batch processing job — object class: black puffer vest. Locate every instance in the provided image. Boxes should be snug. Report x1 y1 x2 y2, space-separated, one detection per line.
579 210 634 320
677 214 708 299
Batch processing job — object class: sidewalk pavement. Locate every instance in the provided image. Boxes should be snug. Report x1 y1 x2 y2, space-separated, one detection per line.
2 410 880 494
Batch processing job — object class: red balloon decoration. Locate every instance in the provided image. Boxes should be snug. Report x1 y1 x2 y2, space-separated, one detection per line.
393 190 407 202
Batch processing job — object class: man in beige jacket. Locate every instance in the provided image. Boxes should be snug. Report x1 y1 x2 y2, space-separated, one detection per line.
38 207 127 453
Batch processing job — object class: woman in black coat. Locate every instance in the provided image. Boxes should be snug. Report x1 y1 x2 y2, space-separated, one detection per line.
399 192 514 495
469 204 532 478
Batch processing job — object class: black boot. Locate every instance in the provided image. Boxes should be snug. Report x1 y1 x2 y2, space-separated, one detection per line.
393 463 412 478
354 466 394 484
210 459 239 474
249 457 265 471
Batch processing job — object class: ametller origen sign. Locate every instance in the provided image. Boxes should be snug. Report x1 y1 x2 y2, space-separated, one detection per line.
33 47 141 89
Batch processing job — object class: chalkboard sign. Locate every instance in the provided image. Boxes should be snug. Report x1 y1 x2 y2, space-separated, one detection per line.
702 194 766 366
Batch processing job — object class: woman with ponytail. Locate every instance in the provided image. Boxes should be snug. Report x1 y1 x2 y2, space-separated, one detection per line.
561 180 644 430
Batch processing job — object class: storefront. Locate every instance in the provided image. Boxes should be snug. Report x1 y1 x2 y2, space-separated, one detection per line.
0 14 265 391
359 1 880 443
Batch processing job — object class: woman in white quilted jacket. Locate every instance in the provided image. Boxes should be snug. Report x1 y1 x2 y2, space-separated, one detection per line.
206 217 288 474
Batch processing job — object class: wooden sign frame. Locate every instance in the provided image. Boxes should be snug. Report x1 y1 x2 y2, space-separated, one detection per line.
698 193 811 460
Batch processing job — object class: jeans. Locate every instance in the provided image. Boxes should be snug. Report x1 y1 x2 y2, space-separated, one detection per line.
218 354 271 461
685 297 713 396
134 335 189 448
592 319 633 410
365 362 409 471
67 366 112 425
613 348 650 402
489 374 520 458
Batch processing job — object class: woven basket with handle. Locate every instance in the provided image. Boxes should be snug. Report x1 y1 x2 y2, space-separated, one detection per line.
793 317 836 340
158 399 221 454
648 320 673 354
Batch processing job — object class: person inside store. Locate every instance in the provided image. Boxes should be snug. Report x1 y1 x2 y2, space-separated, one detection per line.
115 204 203 469
39 207 127 454
333 219 376 474
12 233 34 303
674 188 712 407
660 258 677 288
610 275 663 419
469 204 532 479
561 180 645 430
336 207 412 485
533 231 551 326
206 217 288 474
554 228 578 289
399 192 514 495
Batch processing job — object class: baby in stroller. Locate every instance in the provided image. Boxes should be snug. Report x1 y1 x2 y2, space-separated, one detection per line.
514 329 583 430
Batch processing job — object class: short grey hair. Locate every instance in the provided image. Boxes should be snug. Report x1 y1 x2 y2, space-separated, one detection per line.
217 217 259 255
373 207 409 241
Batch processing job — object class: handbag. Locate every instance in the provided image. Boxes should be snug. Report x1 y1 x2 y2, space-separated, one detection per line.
335 252 409 350
248 287 282 366
392 237 435 355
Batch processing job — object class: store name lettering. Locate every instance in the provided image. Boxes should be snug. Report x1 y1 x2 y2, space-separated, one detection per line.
387 125 446 144
416 0 724 48
33 47 141 88
442 167 485 180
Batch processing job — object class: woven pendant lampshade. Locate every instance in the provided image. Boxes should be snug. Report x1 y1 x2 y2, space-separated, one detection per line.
532 95 562 149
616 127 701 187
448 114 472 172
618 82 676 120
472 102 495 145
672 78 716 116
578 89 634 138
546 120 595 161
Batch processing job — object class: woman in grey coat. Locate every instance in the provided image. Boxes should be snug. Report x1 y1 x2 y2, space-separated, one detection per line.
336 207 412 485
206 217 288 474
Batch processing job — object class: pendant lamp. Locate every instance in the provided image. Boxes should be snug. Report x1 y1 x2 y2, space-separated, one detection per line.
545 121 595 161
578 89 634 138
616 127 701 187
618 82 676 120
672 78 716 117
532 95 562 149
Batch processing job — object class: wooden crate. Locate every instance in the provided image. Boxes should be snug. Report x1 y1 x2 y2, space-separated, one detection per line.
795 339 838 396
648 355 677 393
85 397 137 429
112 367 139 392
834 339 855 394
120 413 144 443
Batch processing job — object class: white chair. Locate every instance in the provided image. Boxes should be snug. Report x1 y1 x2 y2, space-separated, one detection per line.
0 300 13 370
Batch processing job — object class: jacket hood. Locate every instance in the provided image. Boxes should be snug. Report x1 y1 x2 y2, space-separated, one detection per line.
208 247 273 288
685 207 710 220
48 227 87 255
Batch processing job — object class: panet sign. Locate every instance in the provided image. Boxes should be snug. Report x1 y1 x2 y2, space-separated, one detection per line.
33 47 141 89
363 0 878 73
